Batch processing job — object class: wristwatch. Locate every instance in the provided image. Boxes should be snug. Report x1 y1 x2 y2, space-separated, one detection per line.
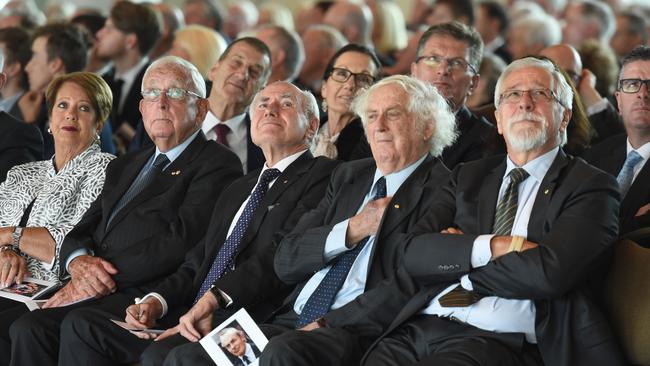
209 285 232 308
12 226 23 248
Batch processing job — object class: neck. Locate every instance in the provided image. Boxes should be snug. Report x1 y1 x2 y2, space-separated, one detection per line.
262 144 305 167
627 129 650 150
114 52 143 75
209 96 245 121
327 111 355 135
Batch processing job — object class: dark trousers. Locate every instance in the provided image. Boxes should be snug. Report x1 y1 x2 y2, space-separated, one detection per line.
9 293 134 366
0 298 28 366
362 315 544 366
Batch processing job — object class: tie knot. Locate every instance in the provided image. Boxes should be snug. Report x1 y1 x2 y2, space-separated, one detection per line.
152 154 169 171
259 168 281 187
213 123 230 135
508 168 529 185
624 150 643 168
373 176 387 200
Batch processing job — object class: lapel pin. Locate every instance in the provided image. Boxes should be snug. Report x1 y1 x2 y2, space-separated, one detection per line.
394 204 400 209
544 189 550 195
283 179 288 184
171 170 181 176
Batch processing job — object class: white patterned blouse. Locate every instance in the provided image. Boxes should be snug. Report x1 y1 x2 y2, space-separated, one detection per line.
0 143 114 283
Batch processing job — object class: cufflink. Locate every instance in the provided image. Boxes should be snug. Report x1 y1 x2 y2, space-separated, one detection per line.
171 170 181 176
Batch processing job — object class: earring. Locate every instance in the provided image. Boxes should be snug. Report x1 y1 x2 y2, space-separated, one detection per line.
47 127 52 135
94 132 101 144
321 100 328 112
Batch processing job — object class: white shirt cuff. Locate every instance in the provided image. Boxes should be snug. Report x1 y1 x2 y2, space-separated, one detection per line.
460 274 473 291
136 292 168 319
323 219 351 261
65 248 91 273
471 234 494 268
586 98 608 116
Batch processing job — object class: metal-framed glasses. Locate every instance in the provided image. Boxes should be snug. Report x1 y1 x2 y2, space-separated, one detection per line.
499 89 567 108
329 67 376 88
141 87 201 101
415 55 477 74
618 79 650 94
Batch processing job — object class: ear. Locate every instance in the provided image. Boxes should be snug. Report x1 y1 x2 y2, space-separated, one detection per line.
560 107 572 132
467 73 480 96
307 116 319 138
195 97 209 124
208 61 220 83
614 90 623 116
125 33 138 51
410 61 418 77
139 98 145 116
3 62 21 78
320 81 327 99
494 107 504 136
49 57 64 74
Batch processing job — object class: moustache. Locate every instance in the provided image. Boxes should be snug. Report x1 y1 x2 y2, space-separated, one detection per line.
509 112 545 124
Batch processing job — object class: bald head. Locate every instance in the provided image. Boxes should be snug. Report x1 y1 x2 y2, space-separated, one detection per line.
323 1 373 47
539 44 582 78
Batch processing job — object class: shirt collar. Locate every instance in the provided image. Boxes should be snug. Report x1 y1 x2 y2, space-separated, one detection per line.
201 110 247 138
504 146 559 183
372 154 428 197
153 129 200 168
626 139 650 161
261 149 306 174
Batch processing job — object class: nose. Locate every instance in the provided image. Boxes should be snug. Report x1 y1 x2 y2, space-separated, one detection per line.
65 108 77 121
638 82 650 99
517 91 535 111
264 99 279 116
435 59 451 75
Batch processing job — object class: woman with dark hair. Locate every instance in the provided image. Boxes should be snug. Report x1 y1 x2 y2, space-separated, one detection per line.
311 44 382 161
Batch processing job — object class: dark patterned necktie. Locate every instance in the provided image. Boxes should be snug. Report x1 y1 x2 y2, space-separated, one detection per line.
106 154 169 228
194 168 282 303
213 124 231 148
295 177 387 327
492 167 529 235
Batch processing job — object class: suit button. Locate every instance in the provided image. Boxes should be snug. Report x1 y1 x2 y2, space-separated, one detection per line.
438 265 444 270
101 244 108 250
455 264 460 269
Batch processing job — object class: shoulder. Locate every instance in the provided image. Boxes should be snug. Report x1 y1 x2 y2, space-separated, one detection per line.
190 137 241 168
582 133 626 162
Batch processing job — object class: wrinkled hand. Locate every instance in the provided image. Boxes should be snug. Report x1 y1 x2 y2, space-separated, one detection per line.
68 255 118 298
43 281 91 308
635 203 650 217
346 197 392 246
158 292 219 342
298 321 323 332
0 251 30 287
490 236 539 260
124 297 163 339
18 91 44 124
441 227 464 235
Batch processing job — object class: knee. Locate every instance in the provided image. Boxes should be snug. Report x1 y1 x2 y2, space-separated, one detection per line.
9 312 41 341
60 309 92 342
259 332 304 366
141 341 172 366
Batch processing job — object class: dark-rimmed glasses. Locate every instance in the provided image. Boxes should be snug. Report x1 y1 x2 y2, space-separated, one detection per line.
499 88 567 108
618 79 650 94
329 68 376 88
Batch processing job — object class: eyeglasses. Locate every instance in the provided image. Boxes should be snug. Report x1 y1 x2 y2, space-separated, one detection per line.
415 55 477 74
141 87 201 101
618 79 650 94
499 88 567 108
329 68 376 88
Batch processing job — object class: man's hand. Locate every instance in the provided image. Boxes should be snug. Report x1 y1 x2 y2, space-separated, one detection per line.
158 291 219 342
43 281 91 308
441 227 464 234
0 251 29 287
346 197 392 246
489 236 539 260
68 255 118 297
635 203 650 217
298 320 323 332
124 297 163 338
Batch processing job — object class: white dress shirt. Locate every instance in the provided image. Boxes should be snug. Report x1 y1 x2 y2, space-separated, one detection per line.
202 111 248 172
421 147 560 344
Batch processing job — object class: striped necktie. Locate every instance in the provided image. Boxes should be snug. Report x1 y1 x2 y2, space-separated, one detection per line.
617 150 643 197
492 167 529 235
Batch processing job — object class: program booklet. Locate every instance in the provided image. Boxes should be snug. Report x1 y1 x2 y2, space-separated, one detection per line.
0 277 59 309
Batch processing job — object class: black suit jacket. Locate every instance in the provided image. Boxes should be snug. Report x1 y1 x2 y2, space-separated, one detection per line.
59 132 243 292
0 111 43 182
372 151 625 366
273 155 450 336
149 151 339 322
584 133 650 234
588 100 625 145
103 64 148 131
441 106 503 169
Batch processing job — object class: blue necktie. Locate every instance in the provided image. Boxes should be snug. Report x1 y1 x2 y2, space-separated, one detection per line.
106 153 169 227
296 176 387 327
617 150 643 197
194 168 282 303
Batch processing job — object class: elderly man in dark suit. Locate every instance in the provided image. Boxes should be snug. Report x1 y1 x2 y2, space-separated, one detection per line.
6 56 243 366
411 21 502 169
241 74 457 366
584 45 650 235
363 57 625 366
52 81 338 366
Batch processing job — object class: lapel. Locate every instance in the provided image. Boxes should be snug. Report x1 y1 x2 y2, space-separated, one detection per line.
104 133 207 235
332 161 375 223
622 154 650 216
477 160 506 233
527 150 570 242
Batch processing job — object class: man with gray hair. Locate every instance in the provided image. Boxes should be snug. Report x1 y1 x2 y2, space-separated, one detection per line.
8 55 244 365
252 25 305 84
507 12 562 60
255 74 456 366
563 0 616 48
363 57 624 366
218 327 260 365
297 24 347 97
59 81 338 366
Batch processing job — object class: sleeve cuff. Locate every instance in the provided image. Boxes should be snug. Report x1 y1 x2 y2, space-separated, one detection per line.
471 234 494 268
137 292 168 319
323 219 351 261
65 248 91 273
460 274 473 291
586 98 608 116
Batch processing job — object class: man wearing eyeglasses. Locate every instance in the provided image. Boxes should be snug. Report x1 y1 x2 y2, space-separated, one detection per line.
362 57 624 366
585 45 650 235
411 21 502 169
7 56 244 366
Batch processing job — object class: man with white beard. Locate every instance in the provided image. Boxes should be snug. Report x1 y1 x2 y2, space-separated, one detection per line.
362 57 626 366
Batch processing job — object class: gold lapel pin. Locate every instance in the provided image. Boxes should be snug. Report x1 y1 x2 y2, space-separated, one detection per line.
544 189 550 195
171 170 181 176
394 204 400 209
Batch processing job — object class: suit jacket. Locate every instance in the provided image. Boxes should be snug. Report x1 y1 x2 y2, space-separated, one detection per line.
371 151 625 366
103 64 148 131
273 155 450 336
584 133 650 234
441 106 503 169
589 100 625 145
150 151 339 322
59 132 243 292
0 111 43 182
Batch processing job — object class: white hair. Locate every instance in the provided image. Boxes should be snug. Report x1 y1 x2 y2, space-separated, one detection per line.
511 13 562 51
352 75 458 157
218 327 243 346
142 55 207 98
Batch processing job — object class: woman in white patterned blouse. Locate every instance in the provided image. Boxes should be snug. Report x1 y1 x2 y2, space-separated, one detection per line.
0 72 115 286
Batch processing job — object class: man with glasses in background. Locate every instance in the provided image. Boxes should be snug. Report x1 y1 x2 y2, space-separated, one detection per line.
585 45 650 235
411 21 502 169
362 56 625 366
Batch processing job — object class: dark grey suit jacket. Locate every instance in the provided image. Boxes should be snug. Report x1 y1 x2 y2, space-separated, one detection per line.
273 155 450 337
59 132 243 292
368 151 625 366
0 111 43 182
